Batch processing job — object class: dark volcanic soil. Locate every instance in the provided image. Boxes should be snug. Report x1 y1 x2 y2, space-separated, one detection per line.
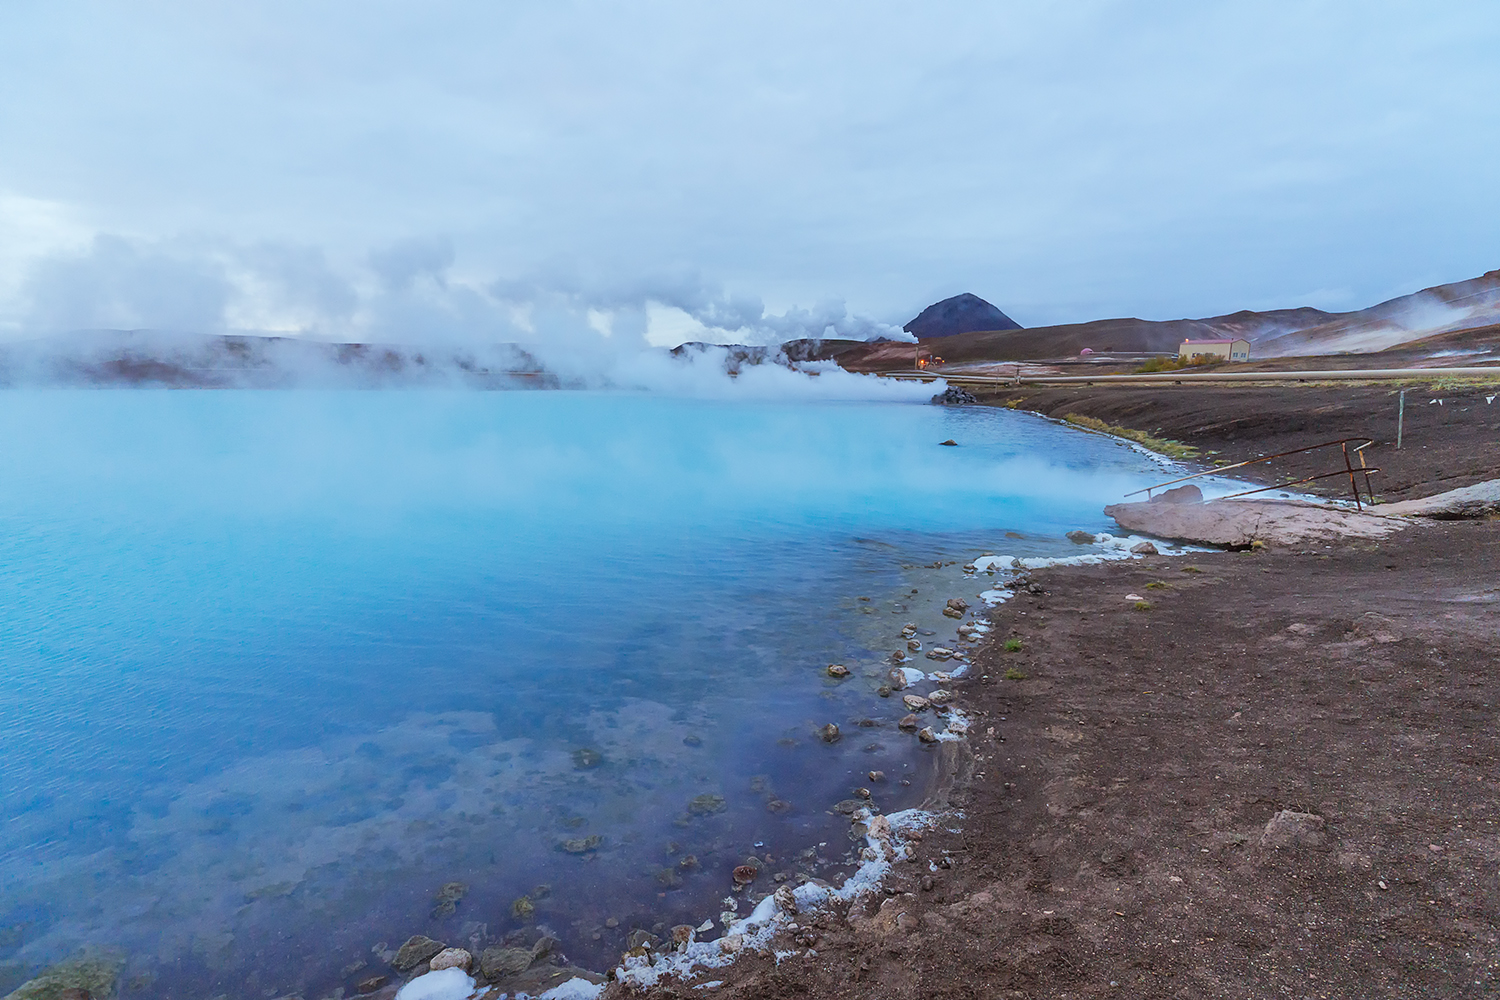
968 381 1500 503
613 521 1500 998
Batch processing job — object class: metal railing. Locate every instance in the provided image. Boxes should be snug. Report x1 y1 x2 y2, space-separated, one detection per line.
1124 437 1379 510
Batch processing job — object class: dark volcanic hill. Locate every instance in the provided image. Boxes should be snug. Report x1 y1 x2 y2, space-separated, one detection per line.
904 293 1021 338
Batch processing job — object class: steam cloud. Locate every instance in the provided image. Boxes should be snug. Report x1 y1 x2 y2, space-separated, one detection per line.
7 233 912 351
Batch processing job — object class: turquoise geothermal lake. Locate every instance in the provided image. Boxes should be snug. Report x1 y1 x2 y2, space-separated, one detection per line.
0 390 1178 998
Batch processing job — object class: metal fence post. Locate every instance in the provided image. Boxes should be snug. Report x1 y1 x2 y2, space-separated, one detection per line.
1397 388 1406 450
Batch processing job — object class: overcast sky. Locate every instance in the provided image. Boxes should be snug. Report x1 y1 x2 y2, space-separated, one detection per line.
2 1 1498 345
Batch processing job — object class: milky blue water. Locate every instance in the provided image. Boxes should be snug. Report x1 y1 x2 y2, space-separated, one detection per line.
0 391 1176 997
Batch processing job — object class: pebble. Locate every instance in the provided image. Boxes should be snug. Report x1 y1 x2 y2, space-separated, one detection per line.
926 689 955 706
868 770 886 782
826 664 850 678
820 723 841 743
902 694 930 712
428 948 472 972
917 727 939 743
898 714 920 731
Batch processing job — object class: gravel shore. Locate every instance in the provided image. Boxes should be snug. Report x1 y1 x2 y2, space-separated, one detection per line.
607 388 1500 998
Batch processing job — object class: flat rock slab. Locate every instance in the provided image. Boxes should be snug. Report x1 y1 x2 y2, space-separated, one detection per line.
1104 498 1406 548
1376 479 1500 519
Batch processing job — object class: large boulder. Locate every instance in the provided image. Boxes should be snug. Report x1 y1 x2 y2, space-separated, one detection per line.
1104 498 1404 548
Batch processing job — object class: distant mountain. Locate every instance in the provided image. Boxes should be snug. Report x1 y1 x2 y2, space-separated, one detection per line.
922 270 1500 361
0 330 555 388
904 293 1021 338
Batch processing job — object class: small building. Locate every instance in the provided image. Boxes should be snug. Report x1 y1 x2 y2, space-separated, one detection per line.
1179 338 1250 363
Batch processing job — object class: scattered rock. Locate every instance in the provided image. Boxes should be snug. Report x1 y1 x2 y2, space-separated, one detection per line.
1260 810 1328 849
393 936 446 972
900 624 918 638
1158 484 1204 503
924 647 954 660
765 798 792 814
926 689 955 706
887 667 909 690
428 948 471 972
932 387 978 405
357 974 389 994
1066 530 1097 544
1130 540 1158 555
625 929 660 952
906 639 922 651
732 865 759 886
898 714 920 731
917 727 939 744
826 663 850 678
820 723 841 743
670 924 696 949
559 835 602 854
946 597 969 612
946 718 970 736
1347 612 1401 644
718 934 745 954
868 770 885 782
902 694 930 712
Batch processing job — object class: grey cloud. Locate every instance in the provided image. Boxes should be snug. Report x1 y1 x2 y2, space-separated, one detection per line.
23 236 234 334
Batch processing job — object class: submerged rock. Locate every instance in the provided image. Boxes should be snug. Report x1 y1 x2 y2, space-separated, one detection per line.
559 835 602 854
2 952 123 1000
820 723 841 743
826 663 850 678
479 945 534 979
732 865 759 886
898 714 919 731
393 935 446 972
571 748 603 769
511 895 535 920
1066 530 1097 544
430 881 466 918
687 794 727 816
